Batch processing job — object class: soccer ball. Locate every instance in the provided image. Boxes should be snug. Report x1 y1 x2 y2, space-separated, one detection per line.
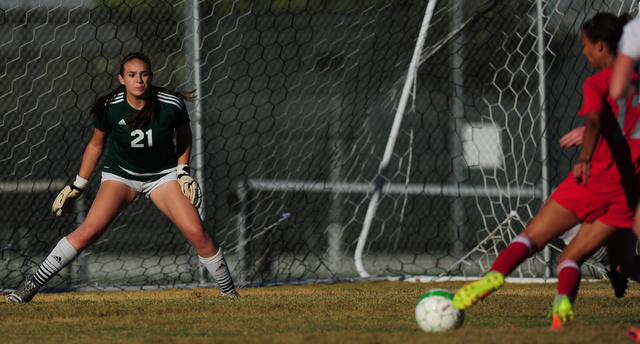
415 288 465 332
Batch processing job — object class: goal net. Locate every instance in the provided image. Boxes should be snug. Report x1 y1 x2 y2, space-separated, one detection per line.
1 0 637 292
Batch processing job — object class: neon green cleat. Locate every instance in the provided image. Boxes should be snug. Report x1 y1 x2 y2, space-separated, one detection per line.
550 294 574 330
452 271 505 310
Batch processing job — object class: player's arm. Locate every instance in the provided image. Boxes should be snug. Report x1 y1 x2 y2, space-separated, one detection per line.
78 128 109 179
559 126 585 147
52 128 108 216
610 52 636 100
573 110 601 186
175 122 201 208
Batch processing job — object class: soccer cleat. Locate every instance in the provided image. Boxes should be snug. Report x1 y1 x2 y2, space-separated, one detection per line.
6 279 39 303
627 327 640 342
550 294 574 330
551 314 563 330
223 290 240 298
452 271 505 310
606 269 628 298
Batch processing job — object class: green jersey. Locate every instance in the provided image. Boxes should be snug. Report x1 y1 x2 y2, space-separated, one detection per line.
94 90 190 181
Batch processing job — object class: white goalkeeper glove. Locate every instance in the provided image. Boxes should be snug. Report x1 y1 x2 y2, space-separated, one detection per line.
52 175 88 217
177 164 202 208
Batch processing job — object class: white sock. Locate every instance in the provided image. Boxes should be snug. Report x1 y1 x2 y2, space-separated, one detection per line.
31 237 78 288
199 248 236 295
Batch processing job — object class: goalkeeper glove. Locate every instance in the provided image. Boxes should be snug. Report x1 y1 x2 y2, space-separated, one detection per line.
52 175 88 217
177 164 202 208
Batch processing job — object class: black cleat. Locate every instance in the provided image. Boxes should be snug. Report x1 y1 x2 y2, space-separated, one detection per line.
607 269 628 298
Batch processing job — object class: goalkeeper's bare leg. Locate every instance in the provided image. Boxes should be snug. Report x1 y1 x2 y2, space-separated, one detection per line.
150 181 239 297
8 181 137 303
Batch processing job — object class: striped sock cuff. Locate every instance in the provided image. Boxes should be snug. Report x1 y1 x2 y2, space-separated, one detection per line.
199 249 236 295
557 259 580 274
511 233 537 256
32 237 78 288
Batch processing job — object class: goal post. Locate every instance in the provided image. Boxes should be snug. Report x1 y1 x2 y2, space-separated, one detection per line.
354 0 438 279
2 0 639 292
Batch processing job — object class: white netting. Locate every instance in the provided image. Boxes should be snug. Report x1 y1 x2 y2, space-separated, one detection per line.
1 0 637 291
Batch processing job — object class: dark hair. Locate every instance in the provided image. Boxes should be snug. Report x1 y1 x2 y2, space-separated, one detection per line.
582 12 631 55
119 52 152 76
91 52 196 129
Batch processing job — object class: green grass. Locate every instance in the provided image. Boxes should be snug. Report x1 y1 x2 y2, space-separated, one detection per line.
1 280 639 343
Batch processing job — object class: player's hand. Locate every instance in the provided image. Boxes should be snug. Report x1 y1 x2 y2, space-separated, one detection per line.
559 126 585 147
52 175 87 216
177 164 202 208
572 158 591 186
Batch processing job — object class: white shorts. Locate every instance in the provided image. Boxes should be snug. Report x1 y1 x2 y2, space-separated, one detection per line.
101 171 177 198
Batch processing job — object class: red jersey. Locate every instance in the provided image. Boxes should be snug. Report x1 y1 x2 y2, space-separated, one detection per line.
552 67 640 227
578 68 640 185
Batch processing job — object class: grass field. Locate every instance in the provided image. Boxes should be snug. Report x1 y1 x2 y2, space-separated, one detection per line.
1 280 639 343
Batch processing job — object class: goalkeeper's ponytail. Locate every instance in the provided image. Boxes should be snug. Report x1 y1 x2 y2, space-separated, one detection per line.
90 85 125 121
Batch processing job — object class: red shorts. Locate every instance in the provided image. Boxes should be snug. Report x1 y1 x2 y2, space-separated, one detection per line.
551 174 636 228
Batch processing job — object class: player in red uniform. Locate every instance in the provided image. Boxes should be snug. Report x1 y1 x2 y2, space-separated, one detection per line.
452 13 639 329
558 129 640 300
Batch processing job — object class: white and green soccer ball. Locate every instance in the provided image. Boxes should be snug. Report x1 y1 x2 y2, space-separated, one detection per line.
415 288 465 332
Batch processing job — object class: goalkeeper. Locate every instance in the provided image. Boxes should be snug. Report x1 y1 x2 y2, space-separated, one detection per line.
7 52 239 303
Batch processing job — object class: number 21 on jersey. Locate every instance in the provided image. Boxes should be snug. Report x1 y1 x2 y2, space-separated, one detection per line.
131 129 153 147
